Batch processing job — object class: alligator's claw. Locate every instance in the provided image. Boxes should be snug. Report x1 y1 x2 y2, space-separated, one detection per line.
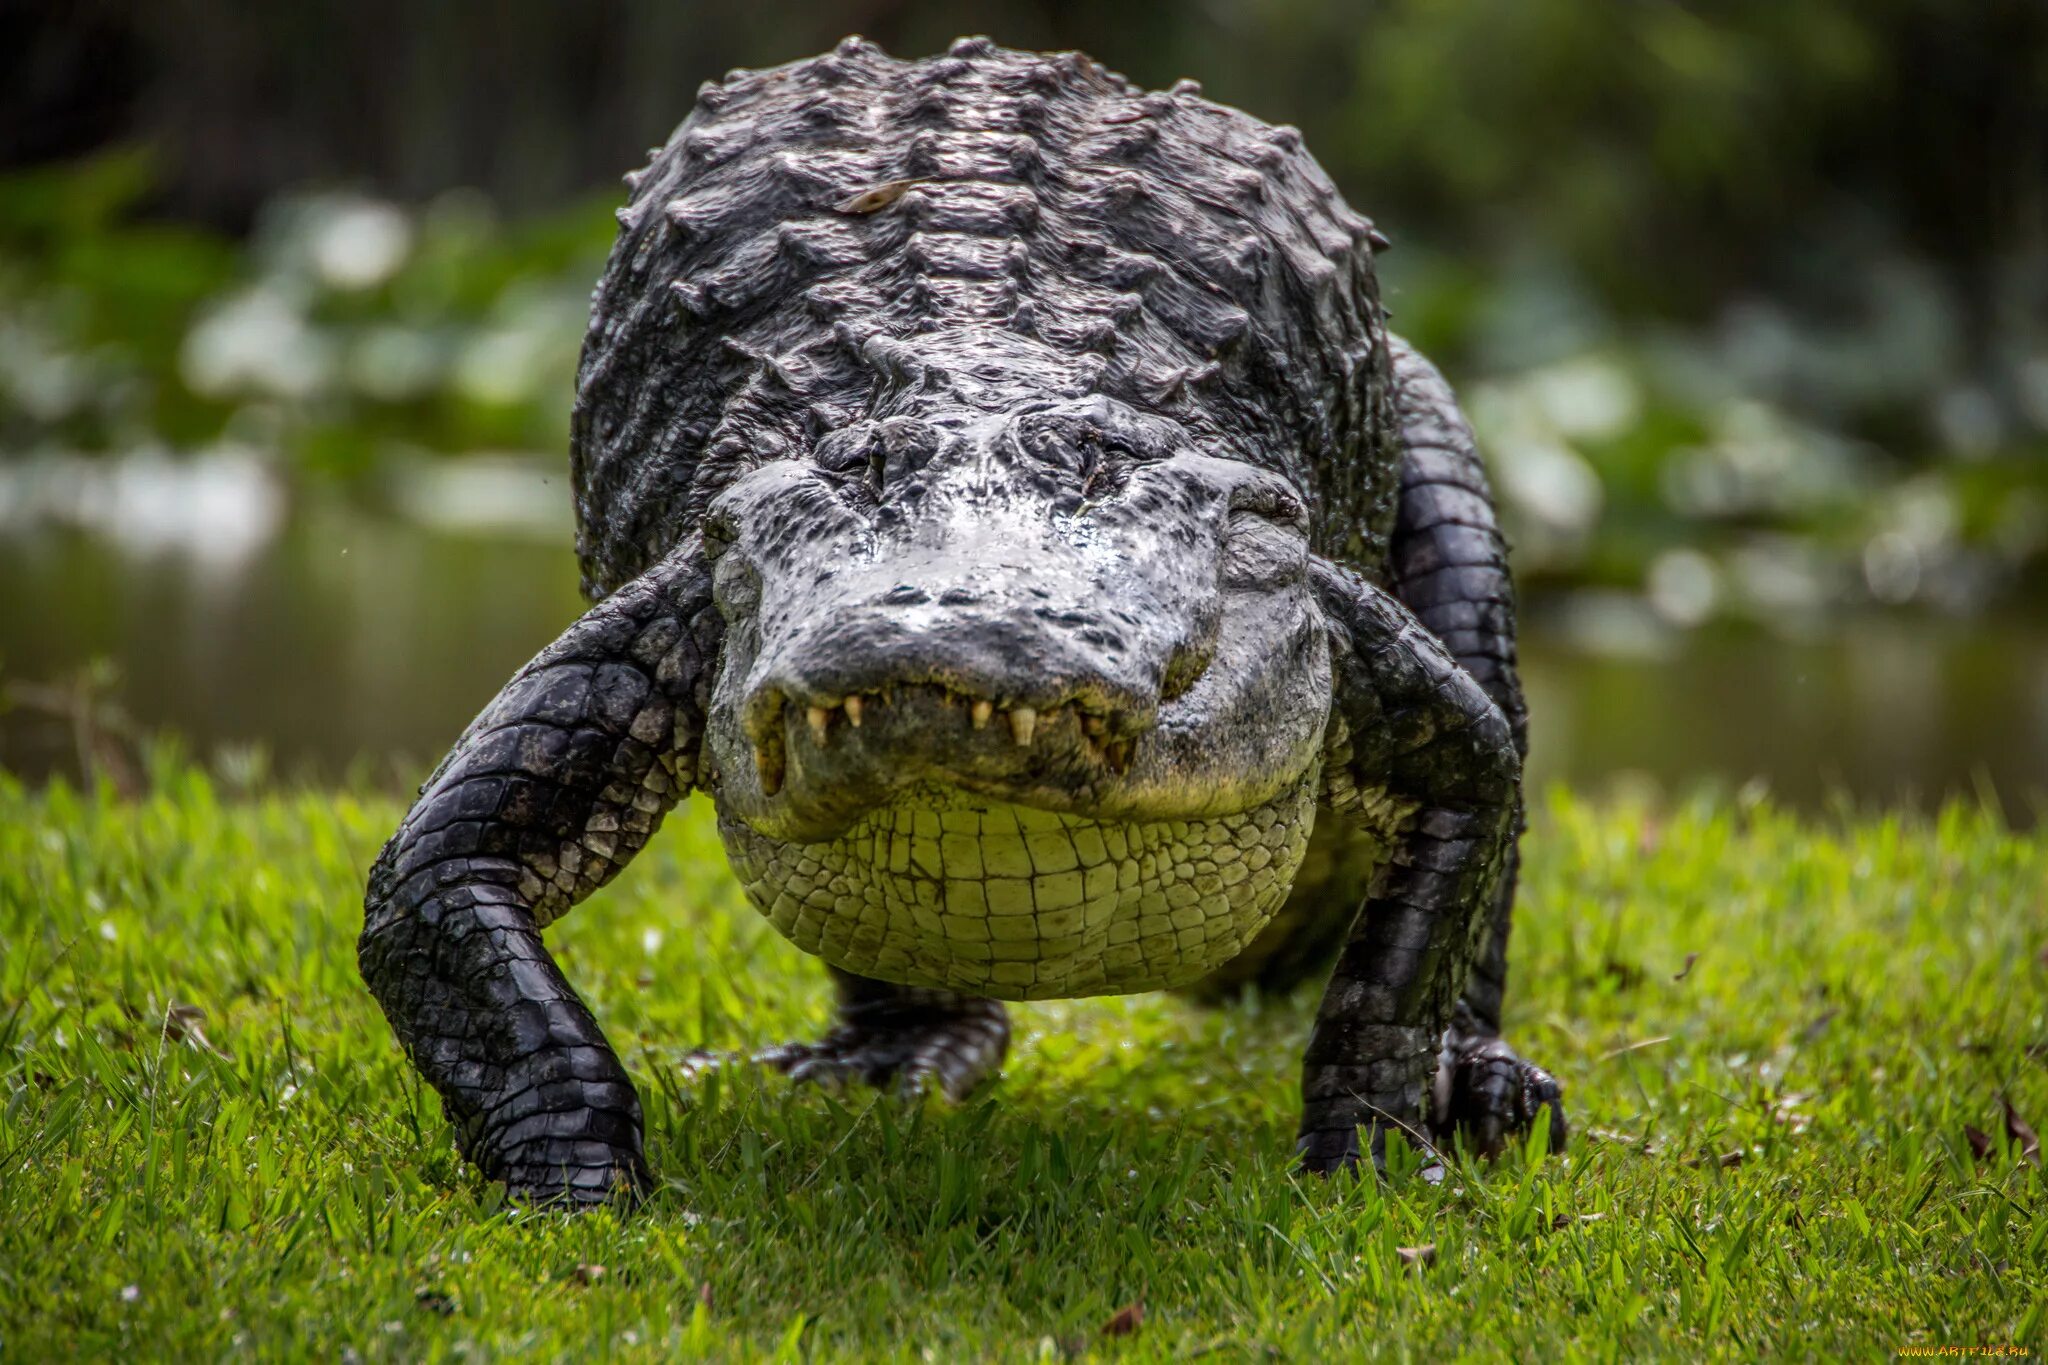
756 998 1008 1102
1431 1031 1566 1158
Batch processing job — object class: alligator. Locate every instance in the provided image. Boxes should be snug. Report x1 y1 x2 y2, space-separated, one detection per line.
359 35 1565 1206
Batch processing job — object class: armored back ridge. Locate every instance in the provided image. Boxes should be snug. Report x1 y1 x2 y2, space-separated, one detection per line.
361 36 1563 1209
571 35 1400 599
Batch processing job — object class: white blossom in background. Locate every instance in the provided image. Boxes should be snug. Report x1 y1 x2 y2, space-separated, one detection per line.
1467 375 1606 561
385 452 571 539
1661 400 1869 519
1646 548 1720 628
1523 354 1641 442
1730 536 1835 635
451 290 584 408
1497 435 1604 536
180 287 333 400
0 445 285 574
453 327 551 407
309 198 414 291
1861 532 1922 605
1859 476 1962 607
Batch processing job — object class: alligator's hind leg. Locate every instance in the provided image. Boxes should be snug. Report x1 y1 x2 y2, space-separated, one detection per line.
1389 336 1565 1157
1296 561 1521 1175
757 967 1009 1101
358 546 717 1206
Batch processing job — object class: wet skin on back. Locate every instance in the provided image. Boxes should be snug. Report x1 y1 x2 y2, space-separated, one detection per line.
357 36 1565 1207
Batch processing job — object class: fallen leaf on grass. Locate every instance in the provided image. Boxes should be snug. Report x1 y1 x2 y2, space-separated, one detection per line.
1583 1127 1661 1155
164 1003 228 1057
414 1289 455 1317
1672 953 1699 982
1965 1125 1994 1162
697 1282 714 1309
1548 1213 1606 1231
572 1263 606 1286
1682 1149 1745 1170
1396 1245 1436 1269
2004 1099 2041 1167
1100 1301 1145 1338
1770 1092 1814 1136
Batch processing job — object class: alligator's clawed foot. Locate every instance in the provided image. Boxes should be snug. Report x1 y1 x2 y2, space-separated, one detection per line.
489 1137 652 1211
757 995 1009 1102
1431 1030 1566 1159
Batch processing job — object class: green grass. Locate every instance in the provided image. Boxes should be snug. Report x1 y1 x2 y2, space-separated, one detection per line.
2 762 2043 1361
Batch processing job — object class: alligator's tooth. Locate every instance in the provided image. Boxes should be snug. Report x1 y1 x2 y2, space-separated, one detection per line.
971 699 993 730
807 706 830 745
1009 706 1037 747
753 744 783 796
844 694 863 728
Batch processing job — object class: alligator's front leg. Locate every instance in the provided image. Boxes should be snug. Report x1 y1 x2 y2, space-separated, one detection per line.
1296 560 1533 1175
358 545 717 1206
757 966 1010 1101
1388 336 1564 1159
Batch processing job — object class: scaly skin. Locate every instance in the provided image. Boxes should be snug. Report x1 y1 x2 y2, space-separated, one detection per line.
721 775 1319 998
1387 340 1562 1155
360 35 1563 1205
358 547 719 1204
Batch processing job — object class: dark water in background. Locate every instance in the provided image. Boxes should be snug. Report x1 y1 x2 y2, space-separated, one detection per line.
4 480 2046 821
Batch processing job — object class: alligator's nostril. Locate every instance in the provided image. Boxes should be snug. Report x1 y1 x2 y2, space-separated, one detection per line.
882 584 930 605
937 587 979 606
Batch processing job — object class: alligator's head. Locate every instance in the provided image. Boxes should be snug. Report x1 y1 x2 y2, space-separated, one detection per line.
699 393 1332 998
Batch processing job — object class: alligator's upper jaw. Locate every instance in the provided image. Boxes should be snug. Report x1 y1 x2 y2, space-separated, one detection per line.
703 556 1335 844
728 680 1147 841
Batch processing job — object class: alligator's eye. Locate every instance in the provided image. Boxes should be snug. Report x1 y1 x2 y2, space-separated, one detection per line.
1228 483 1310 531
701 509 740 562
1223 482 1309 588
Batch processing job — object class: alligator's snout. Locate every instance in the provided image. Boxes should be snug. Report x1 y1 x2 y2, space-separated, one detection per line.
732 555 1202 835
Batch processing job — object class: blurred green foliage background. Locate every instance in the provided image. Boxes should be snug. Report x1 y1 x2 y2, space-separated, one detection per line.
2 0 2045 798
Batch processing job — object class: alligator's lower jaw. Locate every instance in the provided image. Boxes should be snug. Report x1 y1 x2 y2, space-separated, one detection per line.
718 774 1319 1000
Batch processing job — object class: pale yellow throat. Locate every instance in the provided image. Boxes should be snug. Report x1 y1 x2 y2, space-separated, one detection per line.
719 776 1319 1000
